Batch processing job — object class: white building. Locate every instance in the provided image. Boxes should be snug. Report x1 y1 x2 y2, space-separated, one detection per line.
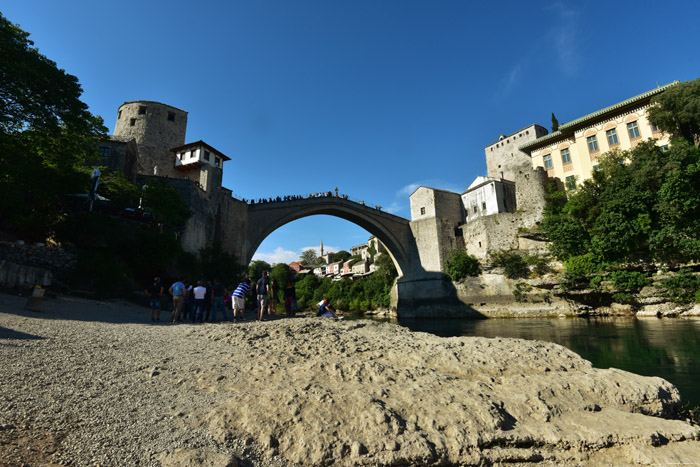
461 176 516 223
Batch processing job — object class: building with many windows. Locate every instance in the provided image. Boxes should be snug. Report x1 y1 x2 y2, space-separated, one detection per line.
519 82 677 191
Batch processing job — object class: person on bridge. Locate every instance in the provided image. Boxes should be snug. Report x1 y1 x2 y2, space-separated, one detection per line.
256 271 270 321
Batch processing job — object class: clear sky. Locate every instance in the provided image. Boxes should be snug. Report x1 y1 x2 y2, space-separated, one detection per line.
4 1 699 264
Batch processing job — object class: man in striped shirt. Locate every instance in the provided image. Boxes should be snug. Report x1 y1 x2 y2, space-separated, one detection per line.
232 278 252 322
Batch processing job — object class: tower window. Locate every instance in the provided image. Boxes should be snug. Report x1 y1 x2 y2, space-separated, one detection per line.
118 110 122 119
138 106 147 115
482 202 486 211
203 151 210 161
168 112 176 122
420 207 425 215
99 147 110 157
130 118 136 127
215 157 221 167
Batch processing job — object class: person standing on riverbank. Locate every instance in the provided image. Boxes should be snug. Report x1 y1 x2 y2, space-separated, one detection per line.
192 281 207 323
232 278 251 322
210 279 228 322
145 277 164 322
283 282 296 316
169 278 186 323
256 271 270 321
268 279 280 318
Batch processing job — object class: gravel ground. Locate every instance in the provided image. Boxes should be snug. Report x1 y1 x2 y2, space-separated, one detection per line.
0 292 289 467
2 292 699 466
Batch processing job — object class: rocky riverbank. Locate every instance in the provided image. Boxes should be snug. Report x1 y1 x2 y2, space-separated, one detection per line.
1 292 699 466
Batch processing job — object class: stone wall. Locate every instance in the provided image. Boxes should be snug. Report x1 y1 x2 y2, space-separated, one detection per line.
0 242 76 289
410 216 464 273
99 137 139 182
215 189 249 263
461 212 522 260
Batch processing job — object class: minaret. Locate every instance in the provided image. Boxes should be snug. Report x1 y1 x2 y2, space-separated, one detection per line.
320 240 324 257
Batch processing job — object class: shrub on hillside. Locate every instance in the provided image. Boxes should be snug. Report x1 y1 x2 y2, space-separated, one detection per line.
492 251 529 279
444 250 481 281
661 268 700 303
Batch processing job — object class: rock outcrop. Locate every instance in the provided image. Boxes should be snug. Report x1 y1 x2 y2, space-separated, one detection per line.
197 319 700 465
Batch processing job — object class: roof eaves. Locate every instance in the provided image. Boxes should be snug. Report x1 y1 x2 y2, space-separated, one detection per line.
559 81 679 131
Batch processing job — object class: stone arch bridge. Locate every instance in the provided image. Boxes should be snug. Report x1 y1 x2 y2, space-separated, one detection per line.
244 197 417 278
226 196 468 317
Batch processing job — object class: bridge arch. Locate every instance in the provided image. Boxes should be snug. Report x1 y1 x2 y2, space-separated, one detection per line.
244 198 415 278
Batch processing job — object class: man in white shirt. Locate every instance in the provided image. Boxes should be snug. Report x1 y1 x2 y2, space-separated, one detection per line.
192 281 207 323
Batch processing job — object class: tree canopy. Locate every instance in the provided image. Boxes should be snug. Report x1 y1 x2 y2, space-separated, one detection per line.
542 139 700 269
649 78 700 147
300 249 317 265
0 13 107 239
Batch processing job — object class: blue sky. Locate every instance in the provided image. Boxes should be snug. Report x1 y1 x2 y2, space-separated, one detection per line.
4 1 699 264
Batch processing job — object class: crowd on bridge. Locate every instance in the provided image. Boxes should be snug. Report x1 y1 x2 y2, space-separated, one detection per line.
240 187 382 210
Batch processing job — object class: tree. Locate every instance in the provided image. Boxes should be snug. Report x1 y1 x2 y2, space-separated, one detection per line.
270 263 290 290
444 250 481 281
300 249 317 265
333 250 351 263
551 112 559 132
142 181 192 229
248 260 271 282
649 78 700 147
541 139 700 268
0 13 108 239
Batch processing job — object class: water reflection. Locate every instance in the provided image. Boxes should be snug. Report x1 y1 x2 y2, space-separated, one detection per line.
362 316 700 408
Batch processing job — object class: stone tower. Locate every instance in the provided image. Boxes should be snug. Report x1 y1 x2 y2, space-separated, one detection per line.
113 101 188 178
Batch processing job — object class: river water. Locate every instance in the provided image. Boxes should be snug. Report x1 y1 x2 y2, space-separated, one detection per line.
362 316 700 409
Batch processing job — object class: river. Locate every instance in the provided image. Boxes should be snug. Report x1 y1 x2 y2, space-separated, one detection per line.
361 315 700 410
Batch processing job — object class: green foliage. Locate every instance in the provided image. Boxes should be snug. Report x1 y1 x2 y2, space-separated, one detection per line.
512 281 532 302
542 139 700 266
444 250 481 281
661 268 700 304
523 254 550 276
608 270 651 292
97 168 140 209
55 212 230 298
300 249 317 265
248 260 271 281
199 243 246 286
589 275 604 291
142 181 192 229
492 251 529 279
270 263 291 291
649 78 700 146
333 250 351 263
0 13 108 240
611 292 635 304
562 253 604 290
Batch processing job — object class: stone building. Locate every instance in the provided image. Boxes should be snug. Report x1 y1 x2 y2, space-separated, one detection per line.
519 82 676 191
105 100 247 257
113 101 188 178
409 187 464 272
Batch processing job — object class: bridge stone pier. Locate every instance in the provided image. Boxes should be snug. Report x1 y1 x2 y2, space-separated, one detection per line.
226 197 476 318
